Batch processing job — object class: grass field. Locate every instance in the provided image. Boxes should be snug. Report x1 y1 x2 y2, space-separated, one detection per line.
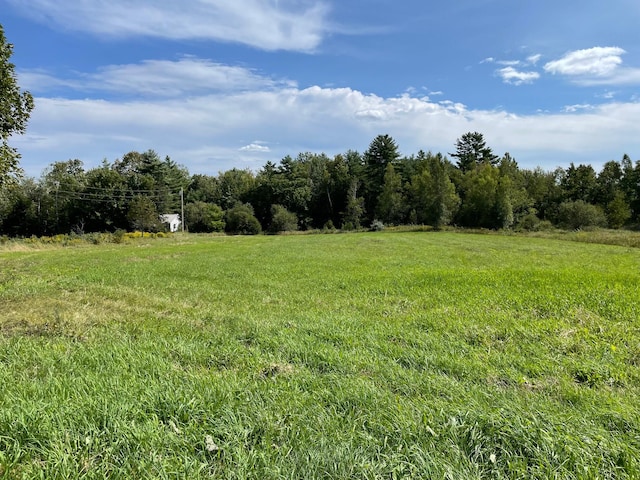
1 232 639 479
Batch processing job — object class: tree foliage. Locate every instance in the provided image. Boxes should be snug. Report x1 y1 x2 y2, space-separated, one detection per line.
1 134 639 237
606 192 631 229
0 24 34 187
408 152 459 228
562 163 597 203
375 163 405 225
127 196 160 233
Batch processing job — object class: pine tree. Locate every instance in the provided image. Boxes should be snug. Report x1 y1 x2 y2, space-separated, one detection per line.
450 132 498 173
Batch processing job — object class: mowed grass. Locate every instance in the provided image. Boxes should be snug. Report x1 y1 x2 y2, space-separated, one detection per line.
0 232 639 479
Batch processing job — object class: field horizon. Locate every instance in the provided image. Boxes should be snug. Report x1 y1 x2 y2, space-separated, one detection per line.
1 231 639 478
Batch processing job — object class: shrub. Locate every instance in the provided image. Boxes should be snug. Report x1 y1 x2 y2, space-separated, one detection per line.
225 204 262 235
112 229 126 244
370 219 385 232
557 200 607 230
515 212 541 232
269 205 298 233
342 222 355 231
86 233 102 245
185 202 225 233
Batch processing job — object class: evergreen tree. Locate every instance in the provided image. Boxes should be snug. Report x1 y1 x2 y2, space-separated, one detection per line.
450 132 498 173
364 134 400 221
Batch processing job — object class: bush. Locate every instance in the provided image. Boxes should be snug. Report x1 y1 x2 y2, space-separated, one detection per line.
323 220 336 231
113 229 126 244
515 212 541 232
225 204 262 235
85 233 103 245
185 201 225 233
370 219 385 232
557 200 607 230
269 205 298 233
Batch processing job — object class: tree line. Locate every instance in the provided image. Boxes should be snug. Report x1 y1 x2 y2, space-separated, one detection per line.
1 132 639 237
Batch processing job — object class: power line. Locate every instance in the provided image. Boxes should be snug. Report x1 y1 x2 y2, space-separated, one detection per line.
56 189 180 200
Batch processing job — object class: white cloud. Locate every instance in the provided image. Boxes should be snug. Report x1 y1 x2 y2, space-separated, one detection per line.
579 68 640 86
240 143 271 153
96 58 294 95
483 55 540 67
496 60 521 67
21 58 294 97
484 54 542 85
5 0 330 52
543 47 640 86
527 54 542 65
600 91 617 100
18 70 79 91
544 47 625 77
563 104 594 113
497 67 540 85
13 60 640 177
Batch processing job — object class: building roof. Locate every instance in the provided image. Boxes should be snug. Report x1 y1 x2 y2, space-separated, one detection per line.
160 214 181 223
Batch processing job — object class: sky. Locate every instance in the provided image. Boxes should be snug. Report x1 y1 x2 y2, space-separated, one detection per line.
2 0 640 178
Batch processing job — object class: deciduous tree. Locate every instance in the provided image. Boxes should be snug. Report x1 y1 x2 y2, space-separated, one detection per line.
409 153 460 228
0 24 34 187
561 163 597 203
375 163 405 225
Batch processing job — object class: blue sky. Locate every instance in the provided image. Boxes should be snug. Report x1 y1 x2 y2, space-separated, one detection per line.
3 0 640 178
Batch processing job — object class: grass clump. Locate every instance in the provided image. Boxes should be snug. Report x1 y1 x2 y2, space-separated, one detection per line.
0 232 639 478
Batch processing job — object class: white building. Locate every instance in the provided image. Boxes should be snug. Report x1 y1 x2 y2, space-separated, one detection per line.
159 214 181 232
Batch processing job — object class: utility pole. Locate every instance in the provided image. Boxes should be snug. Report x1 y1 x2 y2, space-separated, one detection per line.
180 187 185 232
54 181 60 232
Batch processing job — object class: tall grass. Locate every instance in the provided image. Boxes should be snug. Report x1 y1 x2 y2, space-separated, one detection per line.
1 232 639 478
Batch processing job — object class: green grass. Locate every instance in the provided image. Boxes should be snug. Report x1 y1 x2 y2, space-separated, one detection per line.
1 232 639 479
